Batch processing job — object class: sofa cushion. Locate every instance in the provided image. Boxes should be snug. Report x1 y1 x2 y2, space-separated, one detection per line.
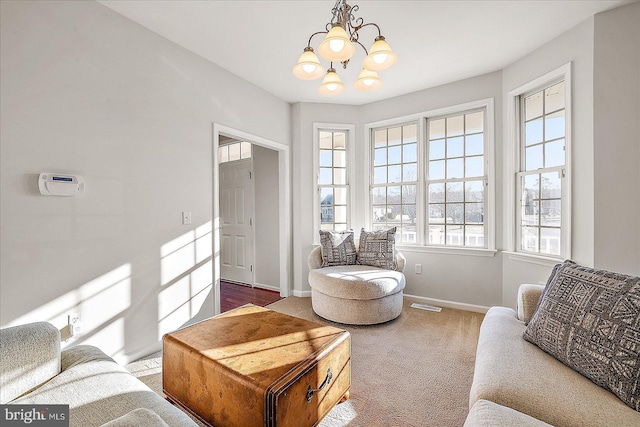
523 260 640 412
470 306 640 427
101 408 169 427
309 265 405 300
12 345 196 426
319 230 357 267
0 322 61 403
464 400 551 427
357 227 397 270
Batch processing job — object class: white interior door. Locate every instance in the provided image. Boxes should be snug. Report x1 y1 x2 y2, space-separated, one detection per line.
220 159 254 285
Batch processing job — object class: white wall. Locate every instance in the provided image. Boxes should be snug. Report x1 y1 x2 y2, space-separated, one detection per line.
253 145 281 290
0 0 290 361
593 1 640 276
501 17 595 307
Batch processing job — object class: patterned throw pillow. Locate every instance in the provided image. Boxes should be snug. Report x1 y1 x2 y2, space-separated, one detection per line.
356 227 397 270
319 230 357 267
523 260 640 412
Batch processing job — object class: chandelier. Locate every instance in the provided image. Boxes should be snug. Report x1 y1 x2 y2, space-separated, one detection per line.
292 0 397 96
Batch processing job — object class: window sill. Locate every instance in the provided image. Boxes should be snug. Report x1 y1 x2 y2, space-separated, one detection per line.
503 251 562 267
396 245 498 258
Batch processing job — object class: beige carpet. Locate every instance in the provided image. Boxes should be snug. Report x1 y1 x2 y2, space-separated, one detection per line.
126 297 484 427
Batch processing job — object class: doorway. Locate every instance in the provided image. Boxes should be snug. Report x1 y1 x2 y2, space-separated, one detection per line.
213 124 290 315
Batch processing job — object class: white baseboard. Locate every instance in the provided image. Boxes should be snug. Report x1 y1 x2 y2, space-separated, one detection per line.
253 282 280 292
292 290 312 298
115 341 162 365
403 293 489 314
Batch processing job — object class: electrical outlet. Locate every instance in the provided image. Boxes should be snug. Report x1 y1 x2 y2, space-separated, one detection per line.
182 211 192 225
68 313 83 336
415 264 422 274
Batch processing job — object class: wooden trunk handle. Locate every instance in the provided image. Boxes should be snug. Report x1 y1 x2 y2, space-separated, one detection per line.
306 368 332 402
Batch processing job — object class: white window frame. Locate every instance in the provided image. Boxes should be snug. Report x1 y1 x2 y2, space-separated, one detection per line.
364 98 496 256
312 123 356 244
505 63 572 264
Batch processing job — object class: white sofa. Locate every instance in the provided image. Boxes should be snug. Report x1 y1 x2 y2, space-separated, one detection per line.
465 284 640 426
0 322 196 427
307 246 406 325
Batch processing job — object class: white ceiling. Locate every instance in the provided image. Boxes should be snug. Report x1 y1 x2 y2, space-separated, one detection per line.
98 0 632 106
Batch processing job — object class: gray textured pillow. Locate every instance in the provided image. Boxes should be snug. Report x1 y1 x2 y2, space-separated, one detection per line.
319 230 357 267
523 260 640 412
356 227 397 270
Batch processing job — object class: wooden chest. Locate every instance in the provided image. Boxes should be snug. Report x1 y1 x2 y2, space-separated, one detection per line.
162 304 351 427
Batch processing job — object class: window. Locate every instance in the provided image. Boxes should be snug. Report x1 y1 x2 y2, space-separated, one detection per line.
317 129 350 231
218 141 251 163
517 79 568 257
426 110 486 247
371 123 418 243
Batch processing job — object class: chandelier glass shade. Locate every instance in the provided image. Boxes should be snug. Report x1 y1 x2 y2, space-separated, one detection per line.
293 0 396 96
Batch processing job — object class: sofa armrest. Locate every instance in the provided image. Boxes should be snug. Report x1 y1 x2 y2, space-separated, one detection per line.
0 322 61 403
517 284 545 323
307 246 323 270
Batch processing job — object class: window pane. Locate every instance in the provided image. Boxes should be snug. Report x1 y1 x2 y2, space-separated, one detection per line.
522 200 539 226
466 156 484 178
241 142 251 159
428 225 445 245
541 172 561 199
320 188 333 204
321 206 333 223
429 204 445 220
374 129 387 147
320 132 332 149
525 91 543 120
388 186 401 204
525 118 543 146
447 137 464 158
545 81 565 113
403 124 417 143
446 225 464 245
402 185 416 204
446 203 464 224
403 143 417 163
401 223 417 243
374 166 387 184
545 111 565 140
373 187 386 204
403 163 417 181
334 206 347 223
334 223 347 232
320 150 332 167
319 168 332 185
541 200 561 227
218 146 229 163
229 143 241 161
465 203 484 224
373 206 387 222
333 132 346 149
388 127 401 146
466 134 483 156
321 224 334 231
429 183 445 203
334 168 346 185
402 205 416 223
540 228 561 255
525 145 543 171
334 150 346 167
447 158 464 179
374 148 387 166
466 112 484 134
388 165 402 183
465 181 484 202
447 115 464 137
523 174 540 199
388 205 401 220
544 139 565 168
446 182 463 202
429 160 445 180
388 146 402 164
429 140 445 160
334 187 347 205
521 226 539 252
465 225 485 247
429 119 445 140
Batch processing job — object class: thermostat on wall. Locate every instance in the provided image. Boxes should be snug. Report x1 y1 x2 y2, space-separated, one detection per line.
38 173 85 197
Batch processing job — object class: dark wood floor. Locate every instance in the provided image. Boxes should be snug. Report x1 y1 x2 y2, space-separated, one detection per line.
220 281 284 313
